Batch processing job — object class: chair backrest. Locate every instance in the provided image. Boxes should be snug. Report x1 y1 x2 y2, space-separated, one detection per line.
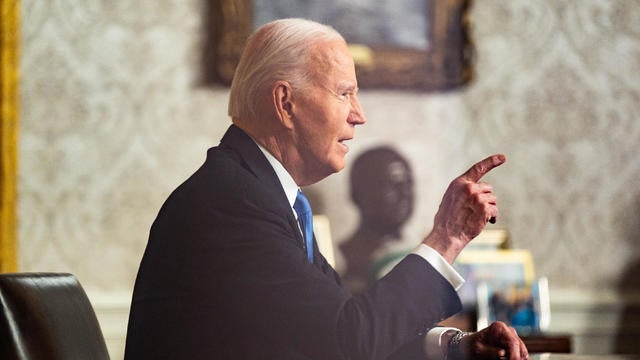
0 272 110 360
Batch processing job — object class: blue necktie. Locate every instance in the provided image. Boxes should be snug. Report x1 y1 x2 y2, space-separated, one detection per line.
293 190 314 263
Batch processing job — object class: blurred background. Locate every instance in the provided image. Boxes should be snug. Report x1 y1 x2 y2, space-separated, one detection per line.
4 0 639 358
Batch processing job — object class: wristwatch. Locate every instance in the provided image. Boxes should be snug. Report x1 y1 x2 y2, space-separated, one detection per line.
445 330 469 360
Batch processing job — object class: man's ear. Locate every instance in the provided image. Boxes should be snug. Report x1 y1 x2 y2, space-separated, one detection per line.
273 81 295 129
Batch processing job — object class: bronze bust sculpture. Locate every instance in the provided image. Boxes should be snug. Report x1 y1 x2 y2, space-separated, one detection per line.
339 146 414 293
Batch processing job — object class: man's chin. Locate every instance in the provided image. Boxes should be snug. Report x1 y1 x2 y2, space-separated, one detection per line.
332 160 346 174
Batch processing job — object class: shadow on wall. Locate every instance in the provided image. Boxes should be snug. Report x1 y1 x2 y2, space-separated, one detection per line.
615 195 640 354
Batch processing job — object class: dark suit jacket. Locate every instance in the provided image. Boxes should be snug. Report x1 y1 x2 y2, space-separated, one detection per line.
124 125 462 359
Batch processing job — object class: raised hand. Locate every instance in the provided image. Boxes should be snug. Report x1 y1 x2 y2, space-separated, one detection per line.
423 154 506 264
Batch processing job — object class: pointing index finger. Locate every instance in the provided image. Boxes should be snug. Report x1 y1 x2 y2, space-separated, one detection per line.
461 154 506 182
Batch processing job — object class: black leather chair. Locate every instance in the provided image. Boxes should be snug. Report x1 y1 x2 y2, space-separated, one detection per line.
0 272 110 360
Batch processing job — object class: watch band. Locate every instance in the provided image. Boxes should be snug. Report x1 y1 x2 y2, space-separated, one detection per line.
446 331 470 360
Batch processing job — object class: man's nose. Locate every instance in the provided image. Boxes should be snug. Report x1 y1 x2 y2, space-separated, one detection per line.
349 95 366 125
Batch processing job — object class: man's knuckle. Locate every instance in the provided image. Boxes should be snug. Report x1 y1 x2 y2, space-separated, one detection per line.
464 183 475 194
474 163 487 175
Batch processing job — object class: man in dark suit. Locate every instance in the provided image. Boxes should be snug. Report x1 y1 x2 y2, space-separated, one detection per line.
125 18 528 360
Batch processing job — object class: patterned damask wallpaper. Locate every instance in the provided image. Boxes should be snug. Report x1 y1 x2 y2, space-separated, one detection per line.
19 0 640 297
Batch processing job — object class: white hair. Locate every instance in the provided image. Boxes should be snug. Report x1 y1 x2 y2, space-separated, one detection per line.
228 18 345 122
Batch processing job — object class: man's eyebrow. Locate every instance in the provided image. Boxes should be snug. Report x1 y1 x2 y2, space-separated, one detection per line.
338 82 358 93
323 82 357 96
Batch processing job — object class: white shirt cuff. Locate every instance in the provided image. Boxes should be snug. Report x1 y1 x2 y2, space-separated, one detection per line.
412 244 465 291
424 327 459 360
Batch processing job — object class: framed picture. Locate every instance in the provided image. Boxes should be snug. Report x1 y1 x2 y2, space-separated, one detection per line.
203 0 474 90
454 249 536 306
476 277 551 335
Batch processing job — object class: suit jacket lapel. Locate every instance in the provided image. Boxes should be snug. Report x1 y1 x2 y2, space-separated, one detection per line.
218 125 305 245
217 125 339 279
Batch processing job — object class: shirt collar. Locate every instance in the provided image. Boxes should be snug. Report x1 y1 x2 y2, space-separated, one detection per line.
255 142 299 209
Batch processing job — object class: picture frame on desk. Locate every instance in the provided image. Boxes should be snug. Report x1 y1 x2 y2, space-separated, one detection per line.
454 249 536 306
476 277 551 335
203 0 474 91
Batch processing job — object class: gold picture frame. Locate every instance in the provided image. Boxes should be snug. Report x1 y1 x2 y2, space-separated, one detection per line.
454 249 536 307
456 249 536 284
203 0 474 91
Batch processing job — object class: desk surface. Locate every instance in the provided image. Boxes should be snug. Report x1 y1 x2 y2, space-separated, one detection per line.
533 354 640 360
